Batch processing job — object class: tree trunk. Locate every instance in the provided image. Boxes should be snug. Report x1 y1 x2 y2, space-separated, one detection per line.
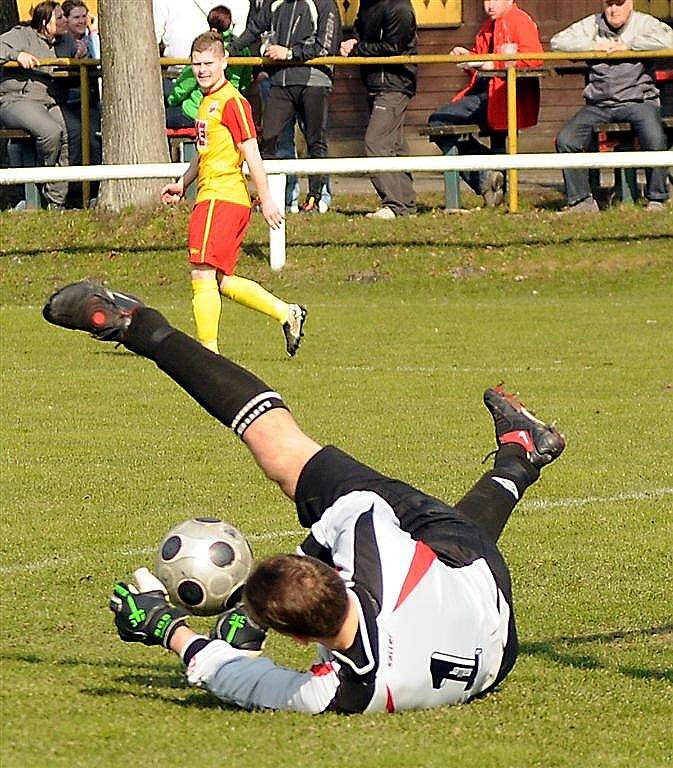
97 0 170 212
0 0 19 34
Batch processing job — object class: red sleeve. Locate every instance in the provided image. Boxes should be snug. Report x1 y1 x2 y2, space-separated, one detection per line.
473 23 491 55
512 11 543 67
221 95 257 145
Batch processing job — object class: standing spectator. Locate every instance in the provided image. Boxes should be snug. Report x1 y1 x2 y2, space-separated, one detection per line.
153 0 216 60
551 0 673 213
427 0 543 208
62 0 100 59
227 0 342 212
341 0 418 220
0 1 79 209
166 5 253 130
159 32 307 357
153 0 250 59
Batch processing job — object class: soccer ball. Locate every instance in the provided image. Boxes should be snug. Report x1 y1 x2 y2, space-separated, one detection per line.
155 518 253 616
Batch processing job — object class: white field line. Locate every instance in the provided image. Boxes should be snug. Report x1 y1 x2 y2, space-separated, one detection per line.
2 488 672 577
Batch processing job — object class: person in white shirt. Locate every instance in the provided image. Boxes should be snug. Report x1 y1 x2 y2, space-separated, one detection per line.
43 279 567 714
153 0 250 59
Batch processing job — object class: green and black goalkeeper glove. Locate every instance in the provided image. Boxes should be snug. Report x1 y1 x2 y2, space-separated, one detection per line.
110 581 189 648
210 603 267 656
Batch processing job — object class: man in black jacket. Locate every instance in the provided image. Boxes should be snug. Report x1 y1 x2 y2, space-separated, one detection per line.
341 0 417 219
228 0 342 212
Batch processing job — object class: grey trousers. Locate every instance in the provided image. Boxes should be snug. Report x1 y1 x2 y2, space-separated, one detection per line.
364 91 416 215
0 99 75 205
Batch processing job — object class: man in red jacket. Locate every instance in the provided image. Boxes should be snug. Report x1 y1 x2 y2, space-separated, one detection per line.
427 0 543 207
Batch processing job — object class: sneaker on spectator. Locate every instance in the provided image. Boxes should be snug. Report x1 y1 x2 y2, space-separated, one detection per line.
645 200 666 212
288 204 300 214
482 171 504 208
366 206 396 220
13 200 27 212
318 199 329 214
558 196 599 214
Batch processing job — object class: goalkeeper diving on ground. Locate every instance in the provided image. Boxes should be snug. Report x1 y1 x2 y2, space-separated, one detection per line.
43 279 566 714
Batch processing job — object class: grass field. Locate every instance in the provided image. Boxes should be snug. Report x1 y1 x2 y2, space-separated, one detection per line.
1 192 672 768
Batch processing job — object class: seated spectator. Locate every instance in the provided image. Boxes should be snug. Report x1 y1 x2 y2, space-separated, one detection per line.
166 5 252 130
427 0 543 207
60 0 102 198
62 0 100 59
0 1 79 209
551 0 673 213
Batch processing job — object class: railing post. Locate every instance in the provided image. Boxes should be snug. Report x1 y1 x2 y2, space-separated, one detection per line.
267 173 286 271
80 62 91 207
506 65 518 213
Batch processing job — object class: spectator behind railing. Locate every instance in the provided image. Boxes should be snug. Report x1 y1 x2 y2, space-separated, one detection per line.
341 0 419 220
62 0 100 59
552 0 673 213
427 0 543 208
166 5 252 130
0 0 79 209
226 0 342 213
59 0 102 207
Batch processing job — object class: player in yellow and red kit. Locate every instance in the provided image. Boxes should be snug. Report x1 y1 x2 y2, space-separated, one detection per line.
161 31 307 357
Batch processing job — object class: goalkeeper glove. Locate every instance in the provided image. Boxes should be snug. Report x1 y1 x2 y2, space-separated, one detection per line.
110 581 189 648
210 603 267 656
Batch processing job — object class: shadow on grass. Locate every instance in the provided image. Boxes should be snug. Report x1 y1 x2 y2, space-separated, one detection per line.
80 684 238 709
1 650 176 673
3 231 672 262
520 623 673 682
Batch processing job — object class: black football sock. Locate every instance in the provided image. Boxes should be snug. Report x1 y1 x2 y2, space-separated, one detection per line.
123 308 287 437
454 445 539 543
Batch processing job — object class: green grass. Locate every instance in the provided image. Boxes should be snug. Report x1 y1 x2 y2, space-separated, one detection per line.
1 195 672 768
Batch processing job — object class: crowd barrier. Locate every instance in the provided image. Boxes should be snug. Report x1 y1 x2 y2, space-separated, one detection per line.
2 149 671 269
2 49 672 208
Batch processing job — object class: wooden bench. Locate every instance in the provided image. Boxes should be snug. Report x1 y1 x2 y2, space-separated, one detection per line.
166 126 197 162
166 127 197 200
591 114 673 203
0 128 41 209
591 122 641 203
419 124 507 210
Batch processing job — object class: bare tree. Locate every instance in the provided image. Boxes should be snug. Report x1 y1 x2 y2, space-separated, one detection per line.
97 0 170 211
0 0 19 35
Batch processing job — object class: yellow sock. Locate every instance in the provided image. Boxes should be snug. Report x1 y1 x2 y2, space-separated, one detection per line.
191 278 221 353
220 274 289 323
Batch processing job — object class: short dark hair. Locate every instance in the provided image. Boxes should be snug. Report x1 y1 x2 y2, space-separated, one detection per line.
207 5 233 33
244 554 349 639
61 0 89 18
190 30 226 57
30 1 59 31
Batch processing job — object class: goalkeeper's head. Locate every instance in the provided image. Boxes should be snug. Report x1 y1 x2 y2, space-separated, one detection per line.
243 554 349 641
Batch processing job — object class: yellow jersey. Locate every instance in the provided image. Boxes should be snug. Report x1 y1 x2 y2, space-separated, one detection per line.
194 79 257 206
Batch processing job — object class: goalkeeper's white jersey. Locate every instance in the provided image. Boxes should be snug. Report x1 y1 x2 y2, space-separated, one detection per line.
184 487 512 713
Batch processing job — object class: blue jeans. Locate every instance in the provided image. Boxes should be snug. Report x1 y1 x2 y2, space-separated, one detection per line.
428 85 495 195
555 101 669 204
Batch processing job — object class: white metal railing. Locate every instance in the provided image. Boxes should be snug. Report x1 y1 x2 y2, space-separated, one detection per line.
2 151 672 269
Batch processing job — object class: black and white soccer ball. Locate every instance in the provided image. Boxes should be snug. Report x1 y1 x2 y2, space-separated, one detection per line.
155 518 253 616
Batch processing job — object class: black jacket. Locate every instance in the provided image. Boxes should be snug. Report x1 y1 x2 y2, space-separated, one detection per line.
350 0 417 97
229 0 342 87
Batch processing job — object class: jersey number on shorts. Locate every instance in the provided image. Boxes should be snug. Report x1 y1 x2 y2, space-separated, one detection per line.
430 649 481 691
